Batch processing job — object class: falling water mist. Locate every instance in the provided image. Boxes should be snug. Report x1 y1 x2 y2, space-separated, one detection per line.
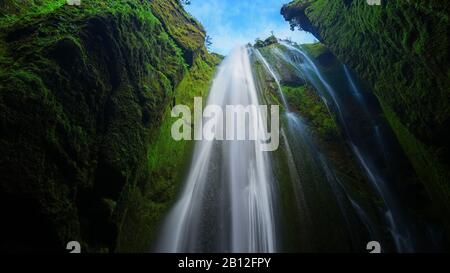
253 47 375 251
155 46 279 253
271 41 439 252
153 40 442 253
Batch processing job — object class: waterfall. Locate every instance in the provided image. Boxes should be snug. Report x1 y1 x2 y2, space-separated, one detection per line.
277 41 416 252
253 49 290 111
254 49 371 251
153 41 434 253
155 46 278 253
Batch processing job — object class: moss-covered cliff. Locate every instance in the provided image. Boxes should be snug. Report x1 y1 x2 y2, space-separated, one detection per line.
252 42 388 251
0 0 219 252
282 0 450 228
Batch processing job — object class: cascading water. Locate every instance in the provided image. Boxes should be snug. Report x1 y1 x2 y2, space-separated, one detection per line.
155 46 278 253
154 40 438 253
274 41 420 252
253 49 290 111
253 48 373 251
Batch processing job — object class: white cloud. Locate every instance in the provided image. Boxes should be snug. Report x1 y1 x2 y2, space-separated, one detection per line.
185 0 317 55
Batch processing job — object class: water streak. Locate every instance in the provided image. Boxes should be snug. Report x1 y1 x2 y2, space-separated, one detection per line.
278 41 416 252
155 46 278 253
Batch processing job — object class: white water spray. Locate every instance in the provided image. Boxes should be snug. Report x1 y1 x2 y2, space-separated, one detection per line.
155 46 278 253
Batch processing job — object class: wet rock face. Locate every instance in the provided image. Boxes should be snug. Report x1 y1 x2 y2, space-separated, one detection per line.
282 0 450 145
281 0 450 233
0 0 210 252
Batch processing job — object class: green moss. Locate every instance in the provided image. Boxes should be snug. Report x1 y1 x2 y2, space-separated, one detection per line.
147 55 220 181
257 44 305 87
301 43 328 58
0 0 219 252
254 35 279 48
379 97 450 227
251 46 383 250
283 0 450 142
149 0 207 65
115 54 220 252
282 84 338 138
282 0 450 231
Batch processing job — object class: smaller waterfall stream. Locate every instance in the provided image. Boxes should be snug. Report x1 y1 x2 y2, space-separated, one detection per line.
275 42 419 252
254 48 373 250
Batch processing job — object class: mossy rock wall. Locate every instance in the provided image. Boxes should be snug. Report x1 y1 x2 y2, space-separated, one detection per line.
282 0 450 226
0 0 218 252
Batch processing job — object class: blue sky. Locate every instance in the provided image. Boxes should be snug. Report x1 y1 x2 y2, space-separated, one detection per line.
184 0 317 55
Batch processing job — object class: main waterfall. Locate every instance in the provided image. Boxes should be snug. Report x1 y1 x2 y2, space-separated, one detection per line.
155 46 278 253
